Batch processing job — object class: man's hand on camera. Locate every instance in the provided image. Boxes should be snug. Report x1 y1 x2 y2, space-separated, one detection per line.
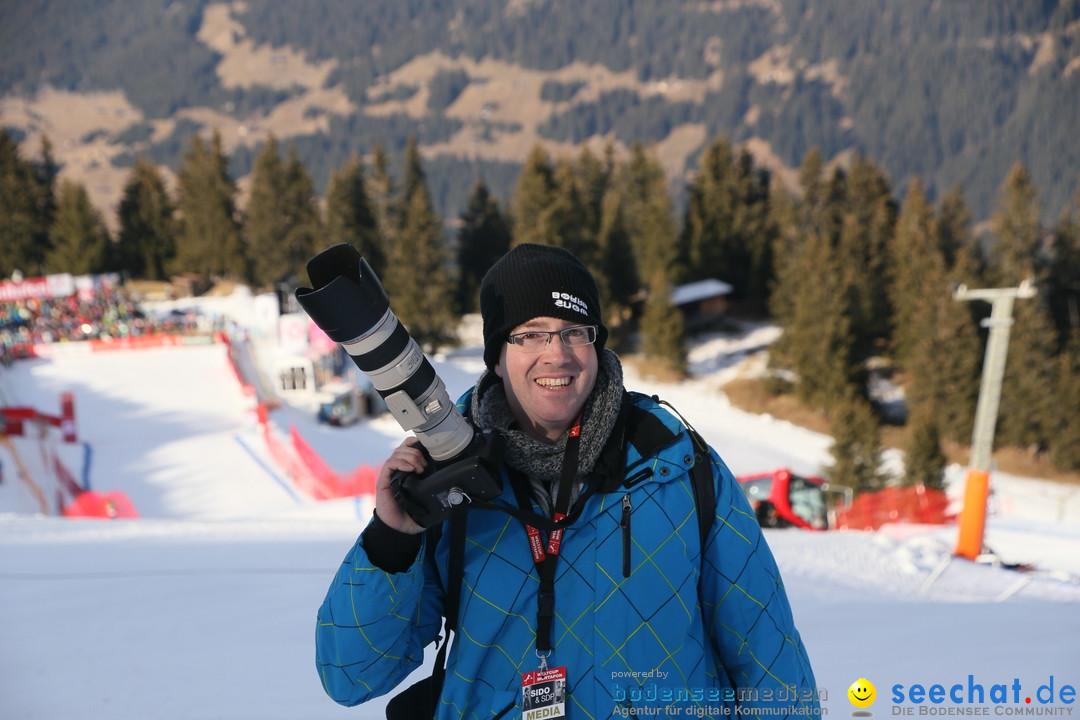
375 437 427 535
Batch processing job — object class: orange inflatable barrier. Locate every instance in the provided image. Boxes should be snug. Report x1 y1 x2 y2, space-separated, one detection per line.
62 490 139 519
954 469 990 560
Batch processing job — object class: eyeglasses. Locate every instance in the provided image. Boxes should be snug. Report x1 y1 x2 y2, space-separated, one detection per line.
506 325 598 351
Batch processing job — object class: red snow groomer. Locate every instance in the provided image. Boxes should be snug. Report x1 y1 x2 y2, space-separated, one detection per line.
737 469 852 530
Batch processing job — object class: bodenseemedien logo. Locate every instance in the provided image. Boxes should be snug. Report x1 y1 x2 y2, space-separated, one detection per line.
849 678 877 717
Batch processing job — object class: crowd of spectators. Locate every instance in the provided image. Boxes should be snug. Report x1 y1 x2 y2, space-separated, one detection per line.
0 287 205 365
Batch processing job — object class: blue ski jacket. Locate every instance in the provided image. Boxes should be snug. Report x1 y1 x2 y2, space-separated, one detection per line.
316 392 818 719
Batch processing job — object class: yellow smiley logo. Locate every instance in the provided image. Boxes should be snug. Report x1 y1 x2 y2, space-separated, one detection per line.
848 678 876 709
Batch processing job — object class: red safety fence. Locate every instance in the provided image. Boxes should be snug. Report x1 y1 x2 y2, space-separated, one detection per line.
0 392 111 516
217 331 378 501
22 332 217 360
835 484 954 531
0 393 77 442
289 426 378 499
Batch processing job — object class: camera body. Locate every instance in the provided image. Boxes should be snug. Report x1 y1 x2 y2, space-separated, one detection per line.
389 428 503 528
295 244 503 527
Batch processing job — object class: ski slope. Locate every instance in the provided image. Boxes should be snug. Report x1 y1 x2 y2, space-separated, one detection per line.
1 316 1078 720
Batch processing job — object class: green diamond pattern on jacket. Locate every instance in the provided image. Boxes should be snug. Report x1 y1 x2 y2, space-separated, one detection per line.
316 394 818 720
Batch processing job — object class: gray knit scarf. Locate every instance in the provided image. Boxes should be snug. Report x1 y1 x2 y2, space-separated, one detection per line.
469 349 624 516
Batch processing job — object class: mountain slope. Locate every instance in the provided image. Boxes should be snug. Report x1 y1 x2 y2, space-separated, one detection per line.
2 0 1079 226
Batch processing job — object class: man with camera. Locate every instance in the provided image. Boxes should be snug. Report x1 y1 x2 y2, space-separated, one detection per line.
311 243 818 719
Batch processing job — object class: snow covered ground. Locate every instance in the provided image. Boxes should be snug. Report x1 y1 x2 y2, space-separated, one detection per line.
1 296 1078 720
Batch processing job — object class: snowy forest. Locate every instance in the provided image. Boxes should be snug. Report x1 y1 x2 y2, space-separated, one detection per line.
2 126 1079 486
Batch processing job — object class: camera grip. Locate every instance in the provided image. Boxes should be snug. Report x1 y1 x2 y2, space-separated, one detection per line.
388 430 505 528
389 459 502 528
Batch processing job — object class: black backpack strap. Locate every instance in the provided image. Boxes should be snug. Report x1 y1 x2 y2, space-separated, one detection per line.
686 427 715 556
629 391 716 557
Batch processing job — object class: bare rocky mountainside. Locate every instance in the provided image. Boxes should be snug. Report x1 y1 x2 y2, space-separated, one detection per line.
2 0 1078 226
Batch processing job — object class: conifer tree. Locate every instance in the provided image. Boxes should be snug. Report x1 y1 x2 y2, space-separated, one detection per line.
1046 190 1080 470
46 179 109 275
383 138 457 351
575 144 615 256
173 130 245 282
770 147 839 333
818 162 849 247
0 130 35 277
640 269 687 378
678 136 727 277
998 294 1059 452
1047 187 1080 350
1050 336 1080 471
680 137 771 313
889 180 961 451
398 136 428 216
908 293 981 446
369 142 397 242
930 189 985 444
245 135 289 286
594 189 639 337
890 179 944 369
282 145 322 279
116 157 175 280
835 155 896 354
392 137 436 242
741 164 776 318
512 145 559 248
456 179 511 314
620 142 675 279
550 158 592 263
618 143 682 358
901 402 947 491
988 164 1042 288
326 153 386 280
826 391 887 495
0 130 56 278
766 176 803 334
772 231 862 414
935 185 982 278
796 147 827 236
935 185 987 327
988 163 1057 452
246 138 321 288
34 135 60 272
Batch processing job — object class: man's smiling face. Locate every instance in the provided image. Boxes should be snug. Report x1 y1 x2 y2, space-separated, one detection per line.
496 316 599 444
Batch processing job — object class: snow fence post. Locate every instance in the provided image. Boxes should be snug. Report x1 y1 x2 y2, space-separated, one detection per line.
952 280 1035 561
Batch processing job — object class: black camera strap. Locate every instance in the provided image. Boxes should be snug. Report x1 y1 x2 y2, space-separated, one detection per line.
509 420 582 654
429 505 466 708
386 506 466 720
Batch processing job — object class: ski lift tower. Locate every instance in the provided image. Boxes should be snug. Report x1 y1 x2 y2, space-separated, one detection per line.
952 278 1036 560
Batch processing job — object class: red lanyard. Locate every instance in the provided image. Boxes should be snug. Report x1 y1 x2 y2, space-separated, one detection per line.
523 422 578 562
511 420 581 653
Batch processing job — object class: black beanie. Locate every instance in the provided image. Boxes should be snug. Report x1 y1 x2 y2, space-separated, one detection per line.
479 243 607 370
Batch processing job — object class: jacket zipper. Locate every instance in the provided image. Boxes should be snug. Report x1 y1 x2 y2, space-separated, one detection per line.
621 494 632 578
